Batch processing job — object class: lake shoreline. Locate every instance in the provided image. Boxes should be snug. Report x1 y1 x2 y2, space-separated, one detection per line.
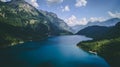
0 35 109 67
77 38 120 67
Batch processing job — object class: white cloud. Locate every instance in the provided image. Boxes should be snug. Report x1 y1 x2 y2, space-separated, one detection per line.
65 15 88 26
75 0 87 7
62 5 70 12
25 0 39 8
64 11 120 26
46 0 63 5
108 11 120 18
65 15 108 26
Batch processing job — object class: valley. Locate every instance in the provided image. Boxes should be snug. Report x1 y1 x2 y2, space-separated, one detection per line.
0 0 120 67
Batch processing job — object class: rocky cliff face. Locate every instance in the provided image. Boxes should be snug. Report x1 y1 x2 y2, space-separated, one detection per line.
0 0 71 47
39 10 72 35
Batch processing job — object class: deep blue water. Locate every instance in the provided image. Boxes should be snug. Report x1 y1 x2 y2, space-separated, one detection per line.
0 35 109 67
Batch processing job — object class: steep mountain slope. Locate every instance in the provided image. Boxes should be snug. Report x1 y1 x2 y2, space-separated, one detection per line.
39 10 72 35
73 18 120 33
0 0 50 47
0 0 49 27
0 0 71 47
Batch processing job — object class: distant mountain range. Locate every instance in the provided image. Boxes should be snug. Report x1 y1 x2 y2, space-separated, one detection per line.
77 22 120 39
72 18 120 33
0 0 72 47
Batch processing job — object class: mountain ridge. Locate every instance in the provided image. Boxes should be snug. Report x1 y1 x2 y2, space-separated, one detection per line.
73 18 120 33
77 21 120 39
0 0 72 47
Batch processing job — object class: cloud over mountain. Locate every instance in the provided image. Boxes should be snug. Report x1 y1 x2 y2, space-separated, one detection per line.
65 15 88 26
108 11 120 18
25 0 39 8
0 0 11 2
65 15 107 26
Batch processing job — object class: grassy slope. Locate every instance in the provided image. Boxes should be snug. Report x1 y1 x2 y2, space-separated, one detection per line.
77 22 120 67
77 38 120 67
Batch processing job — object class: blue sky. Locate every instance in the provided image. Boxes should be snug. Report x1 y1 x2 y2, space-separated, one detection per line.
36 0 120 19
3 0 120 26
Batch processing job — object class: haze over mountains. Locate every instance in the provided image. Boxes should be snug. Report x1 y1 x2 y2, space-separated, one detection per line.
72 18 120 33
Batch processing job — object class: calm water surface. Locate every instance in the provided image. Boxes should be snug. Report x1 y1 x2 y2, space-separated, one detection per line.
0 35 110 67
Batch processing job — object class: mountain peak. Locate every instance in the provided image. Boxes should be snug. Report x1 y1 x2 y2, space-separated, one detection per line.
0 0 25 3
